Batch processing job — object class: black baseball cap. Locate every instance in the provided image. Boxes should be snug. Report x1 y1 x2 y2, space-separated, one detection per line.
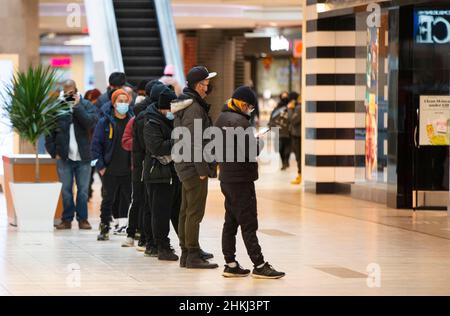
109 72 126 87
186 66 217 87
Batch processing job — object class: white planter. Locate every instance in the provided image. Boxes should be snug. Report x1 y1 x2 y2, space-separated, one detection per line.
9 182 62 232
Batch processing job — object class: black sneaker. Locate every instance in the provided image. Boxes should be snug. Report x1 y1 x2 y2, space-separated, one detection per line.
97 223 110 241
223 262 250 278
144 246 158 257
252 262 285 279
158 246 179 261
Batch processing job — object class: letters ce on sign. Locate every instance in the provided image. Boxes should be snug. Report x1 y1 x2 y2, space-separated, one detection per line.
415 10 450 44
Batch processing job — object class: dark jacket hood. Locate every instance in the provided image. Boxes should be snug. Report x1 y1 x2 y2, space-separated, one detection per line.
147 103 173 128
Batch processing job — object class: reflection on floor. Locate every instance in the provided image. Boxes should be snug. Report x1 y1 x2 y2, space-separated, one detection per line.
1 159 450 296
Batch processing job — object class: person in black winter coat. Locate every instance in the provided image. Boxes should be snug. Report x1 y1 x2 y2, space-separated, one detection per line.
120 79 161 251
215 86 285 279
134 81 167 256
143 87 181 261
269 91 291 170
91 89 133 241
45 80 97 230
288 92 302 185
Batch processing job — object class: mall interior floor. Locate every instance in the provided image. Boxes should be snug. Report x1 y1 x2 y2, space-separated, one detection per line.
1 158 450 296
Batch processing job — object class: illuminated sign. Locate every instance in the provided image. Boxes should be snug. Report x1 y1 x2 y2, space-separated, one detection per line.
51 56 72 68
271 36 290 52
415 10 450 44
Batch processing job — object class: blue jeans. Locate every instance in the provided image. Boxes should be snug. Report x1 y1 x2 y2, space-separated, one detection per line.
57 159 92 222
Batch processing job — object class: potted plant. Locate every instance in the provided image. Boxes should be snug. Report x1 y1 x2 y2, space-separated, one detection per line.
2 65 68 232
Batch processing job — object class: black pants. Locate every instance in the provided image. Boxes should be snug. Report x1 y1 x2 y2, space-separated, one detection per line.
291 136 301 174
221 181 264 267
279 137 291 168
143 185 155 248
146 178 181 248
100 174 132 225
100 174 121 220
126 180 146 238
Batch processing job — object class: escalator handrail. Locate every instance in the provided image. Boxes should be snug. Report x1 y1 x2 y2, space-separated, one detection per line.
154 0 186 88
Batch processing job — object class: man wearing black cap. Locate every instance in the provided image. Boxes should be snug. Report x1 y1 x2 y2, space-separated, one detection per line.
214 86 285 279
143 87 181 261
96 72 127 110
171 66 218 269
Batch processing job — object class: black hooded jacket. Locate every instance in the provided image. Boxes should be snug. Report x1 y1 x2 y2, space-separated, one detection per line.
142 104 177 184
214 104 261 183
133 83 166 181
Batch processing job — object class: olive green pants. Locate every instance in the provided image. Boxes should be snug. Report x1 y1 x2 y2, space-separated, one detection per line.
178 176 208 251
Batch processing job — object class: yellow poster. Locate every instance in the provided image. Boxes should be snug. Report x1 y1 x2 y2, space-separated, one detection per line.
419 96 450 146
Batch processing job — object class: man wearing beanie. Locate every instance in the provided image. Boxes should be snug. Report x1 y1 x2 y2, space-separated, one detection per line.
171 66 218 269
134 81 167 256
214 86 285 279
143 87 181 261
91 89 133 241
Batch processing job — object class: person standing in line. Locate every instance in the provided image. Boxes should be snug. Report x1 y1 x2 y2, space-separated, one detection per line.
215 86 286 279
172 66 218 269
135 79 150 105
120 80 160 248
84 88 102 201
96 72 127 111
91 89 133 241
269 92 291 170
135 82 167 256
143 87 181 261
46 80 97 230
159 64 182 96
288 92 302 185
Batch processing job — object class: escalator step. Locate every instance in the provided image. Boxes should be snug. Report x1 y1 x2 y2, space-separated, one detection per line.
125 66 164 77
118 27 159 38
113 0 154 10
116 18 158 28
121 47 163 57
115 9 155 19
119 37 161 47
123 56 164 67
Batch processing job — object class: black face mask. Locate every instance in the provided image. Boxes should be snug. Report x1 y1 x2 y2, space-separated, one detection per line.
206 83 214 95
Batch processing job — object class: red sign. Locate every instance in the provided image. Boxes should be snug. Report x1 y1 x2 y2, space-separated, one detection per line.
293 40 302 58
51 56 72 68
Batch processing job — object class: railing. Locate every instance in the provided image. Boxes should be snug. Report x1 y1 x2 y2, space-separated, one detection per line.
84 0 124 90
154 0 186 88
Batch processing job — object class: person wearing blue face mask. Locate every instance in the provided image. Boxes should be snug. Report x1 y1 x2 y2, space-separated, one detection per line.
143 87 181 261
91 89 133 241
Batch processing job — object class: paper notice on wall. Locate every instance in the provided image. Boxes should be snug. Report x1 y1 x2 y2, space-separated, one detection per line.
419 96 450 146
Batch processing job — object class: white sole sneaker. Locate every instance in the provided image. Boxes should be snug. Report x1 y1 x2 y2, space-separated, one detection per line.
136 246 146 252
222 272 250 278
251 273 285 279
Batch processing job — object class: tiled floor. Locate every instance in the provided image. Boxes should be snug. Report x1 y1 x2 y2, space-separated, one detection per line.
1 161 450 296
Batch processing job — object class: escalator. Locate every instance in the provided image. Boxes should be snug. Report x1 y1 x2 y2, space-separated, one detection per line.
112 0 165 86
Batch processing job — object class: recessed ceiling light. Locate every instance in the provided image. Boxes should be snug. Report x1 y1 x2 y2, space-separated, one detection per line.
200 24 213 29
269 22 278 27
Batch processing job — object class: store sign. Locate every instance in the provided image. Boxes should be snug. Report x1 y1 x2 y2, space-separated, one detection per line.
419 96 450 146
415 10 450 44
51 56 72 68
271 36 290 52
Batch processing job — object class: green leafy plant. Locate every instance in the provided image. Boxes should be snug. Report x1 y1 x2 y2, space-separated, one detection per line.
1 65 68 182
